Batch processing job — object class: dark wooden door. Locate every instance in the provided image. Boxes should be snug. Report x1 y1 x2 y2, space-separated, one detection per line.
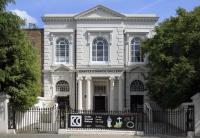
94 96 106 112
57 96 69 109
130 95 144 112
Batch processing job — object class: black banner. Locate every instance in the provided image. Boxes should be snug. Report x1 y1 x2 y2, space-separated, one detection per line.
68 114 136 130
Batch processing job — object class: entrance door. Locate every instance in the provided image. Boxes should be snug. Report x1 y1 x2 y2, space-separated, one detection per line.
130 95 144 112
94 96 106 112
57 96 69 109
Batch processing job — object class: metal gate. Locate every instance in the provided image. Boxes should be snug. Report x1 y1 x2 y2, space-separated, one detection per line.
143 106 194 136
8 106 63 133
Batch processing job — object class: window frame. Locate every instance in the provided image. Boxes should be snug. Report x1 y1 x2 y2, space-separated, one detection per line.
91 37 109 64
56 80 70 92
130 80 145 92
130 37 144 63
55 37 69 64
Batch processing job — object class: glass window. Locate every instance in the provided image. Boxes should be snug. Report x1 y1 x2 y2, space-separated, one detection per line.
131 37 143 62
56 80 69 92
56 38 69 63
94 85 106 94
130 80 144 92
92 37 108 62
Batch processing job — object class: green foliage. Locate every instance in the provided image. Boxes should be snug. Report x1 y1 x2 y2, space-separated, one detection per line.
0 1 41 111
142 7 200 109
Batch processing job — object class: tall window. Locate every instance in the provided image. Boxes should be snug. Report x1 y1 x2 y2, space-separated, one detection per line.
130 80 144 92
56 38 69 63
92 37 108 61
56 80 69 92
131 37 143 62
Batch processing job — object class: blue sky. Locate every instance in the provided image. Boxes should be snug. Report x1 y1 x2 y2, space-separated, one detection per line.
7 0 200 28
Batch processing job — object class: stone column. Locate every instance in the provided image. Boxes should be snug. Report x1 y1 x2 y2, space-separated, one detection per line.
0 93 11 134
109 77 115 111
86 77 92 110
77 77 83 110
118 77 123 111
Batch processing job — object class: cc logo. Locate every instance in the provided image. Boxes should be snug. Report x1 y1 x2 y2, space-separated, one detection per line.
70 115 82 127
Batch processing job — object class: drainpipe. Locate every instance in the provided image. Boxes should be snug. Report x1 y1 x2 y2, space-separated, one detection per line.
123 30 127 109
74 29 77 110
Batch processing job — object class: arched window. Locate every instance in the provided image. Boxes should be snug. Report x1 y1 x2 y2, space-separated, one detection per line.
56 80 69 92
131 37 143 62
130 80 144 92
56 38 69 63
92 37 108 61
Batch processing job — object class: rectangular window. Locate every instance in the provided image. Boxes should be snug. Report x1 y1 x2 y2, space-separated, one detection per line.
94 85 106 94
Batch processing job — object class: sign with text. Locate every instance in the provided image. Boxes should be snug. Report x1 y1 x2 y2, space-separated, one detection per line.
68 114 136 130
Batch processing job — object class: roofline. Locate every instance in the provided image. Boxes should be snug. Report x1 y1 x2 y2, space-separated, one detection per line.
74 4 126 19
41 4 159 22
24 28 44 30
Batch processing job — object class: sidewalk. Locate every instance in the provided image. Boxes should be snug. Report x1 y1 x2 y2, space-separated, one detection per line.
0 134 195 138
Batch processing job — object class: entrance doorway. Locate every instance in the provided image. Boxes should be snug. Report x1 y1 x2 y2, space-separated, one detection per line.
57 96 69 109
130 95 144 112
94 96 106 112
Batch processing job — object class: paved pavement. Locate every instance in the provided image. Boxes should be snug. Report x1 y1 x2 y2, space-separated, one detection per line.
0 134 197 138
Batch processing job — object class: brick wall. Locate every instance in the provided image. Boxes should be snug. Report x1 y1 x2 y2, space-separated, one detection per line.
25 29 44 96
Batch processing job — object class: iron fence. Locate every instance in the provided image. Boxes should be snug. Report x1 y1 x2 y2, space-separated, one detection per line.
143 107 194 136
8 106 194 136
8 106 61 133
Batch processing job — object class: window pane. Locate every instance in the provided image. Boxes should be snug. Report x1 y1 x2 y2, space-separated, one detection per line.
135 56 140 62
94 85 106 94
92 57 96 61
56 80 69 92
97 56 103 61
135 51 140 57
130 80 144 92
92 37 108 62
56 38 69 63
135 44 140 51
60 49 65 56
131 38 143 62
104 56 108 61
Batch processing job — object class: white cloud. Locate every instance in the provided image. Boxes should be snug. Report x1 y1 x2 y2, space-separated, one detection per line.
136 0 166 13
11 9 37 25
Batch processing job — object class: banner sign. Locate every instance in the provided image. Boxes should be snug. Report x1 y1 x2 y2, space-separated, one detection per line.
68 114 136 130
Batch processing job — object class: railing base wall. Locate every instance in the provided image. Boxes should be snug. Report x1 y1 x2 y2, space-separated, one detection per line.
187 131 195 138
58 129 141 136
8 129 16 134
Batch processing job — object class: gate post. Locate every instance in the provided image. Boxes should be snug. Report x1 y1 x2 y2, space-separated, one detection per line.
187 105 195 137
0 93 10 134
191 93 200 137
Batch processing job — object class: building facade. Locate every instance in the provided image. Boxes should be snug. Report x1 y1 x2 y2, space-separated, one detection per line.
41 5 158 111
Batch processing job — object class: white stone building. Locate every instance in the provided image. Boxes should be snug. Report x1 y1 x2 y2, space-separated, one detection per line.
41 5 158 111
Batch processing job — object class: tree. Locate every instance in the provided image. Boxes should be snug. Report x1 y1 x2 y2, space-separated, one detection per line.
142 7 200 109
0 0 41 111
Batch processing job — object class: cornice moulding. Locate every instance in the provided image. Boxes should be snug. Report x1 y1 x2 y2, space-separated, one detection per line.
42 17 158 23
46 29 74 33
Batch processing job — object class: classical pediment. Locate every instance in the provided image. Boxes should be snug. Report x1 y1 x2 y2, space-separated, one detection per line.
53 64 71 72
75 5 125 19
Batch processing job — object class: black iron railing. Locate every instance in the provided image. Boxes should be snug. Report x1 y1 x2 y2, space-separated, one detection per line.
7 105 194 136
143 106 194 136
